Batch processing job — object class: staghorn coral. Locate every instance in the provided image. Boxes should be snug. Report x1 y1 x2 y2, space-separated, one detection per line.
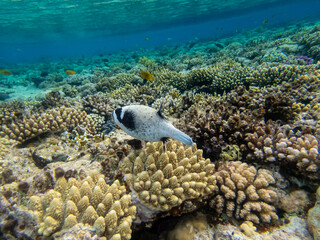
27 170 136 239
120 140 217 221
151 89 184 117
209 161 279 224
0 106 95 143
239 221 259 238
139 56 156 68
0 108 23 125
40 90 65 110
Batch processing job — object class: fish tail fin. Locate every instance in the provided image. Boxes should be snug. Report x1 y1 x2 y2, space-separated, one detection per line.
169 127 194 146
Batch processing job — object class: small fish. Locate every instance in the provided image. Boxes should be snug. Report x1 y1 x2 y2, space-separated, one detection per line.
112 105 194 146
0 69 12 76
140 71 154 81
263 19 269 24
145 37 149 41
65 70 76 75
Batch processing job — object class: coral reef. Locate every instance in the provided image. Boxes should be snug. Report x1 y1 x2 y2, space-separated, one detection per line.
176 95 259 160
82 94 114 120
209 161 279 224
120 140 217 221
27 169 136 238
96 73 135 93
245 124 320 179
0 107 96 143
1 19 320 240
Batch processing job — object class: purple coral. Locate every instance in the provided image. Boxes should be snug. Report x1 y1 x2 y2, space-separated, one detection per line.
285 56 313 65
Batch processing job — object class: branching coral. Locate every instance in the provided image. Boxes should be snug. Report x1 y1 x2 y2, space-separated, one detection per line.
27 170 136 239
209 161 279 224
153 68 188 91
120 140 217 221
176 99 259 160
0 107 95 143
96 73 135 93
82 94 114 120
247 63 316 86
245 124 320 179
186 59 251 93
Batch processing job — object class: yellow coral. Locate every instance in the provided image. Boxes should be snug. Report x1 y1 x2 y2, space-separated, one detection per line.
27 173 136 239
121 140 217 218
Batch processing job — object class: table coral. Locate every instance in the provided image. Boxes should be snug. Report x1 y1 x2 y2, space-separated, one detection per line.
27 169 136 239
209 161 279 224
120 140 218 221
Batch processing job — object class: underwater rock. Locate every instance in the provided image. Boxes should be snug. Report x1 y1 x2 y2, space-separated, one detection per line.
0 194 39 240
1 168 17 184
166 213 211 240
211 216 312 239
307 186 320 240
31 149 69 169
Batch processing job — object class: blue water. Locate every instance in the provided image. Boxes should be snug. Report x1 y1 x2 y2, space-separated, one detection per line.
0 0 320 63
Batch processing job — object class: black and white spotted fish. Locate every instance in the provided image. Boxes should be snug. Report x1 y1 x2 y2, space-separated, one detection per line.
112 105 194 146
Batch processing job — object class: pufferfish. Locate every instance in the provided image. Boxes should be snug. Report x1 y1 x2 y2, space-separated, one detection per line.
112 105 194 147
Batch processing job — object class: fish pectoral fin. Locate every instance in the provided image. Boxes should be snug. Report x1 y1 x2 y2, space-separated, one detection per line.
161 137 169 152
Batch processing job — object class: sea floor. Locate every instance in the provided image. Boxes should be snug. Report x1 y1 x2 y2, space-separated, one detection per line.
1 20 320 240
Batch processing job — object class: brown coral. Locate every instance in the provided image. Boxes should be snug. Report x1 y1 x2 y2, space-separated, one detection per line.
82 93 114 120
245 123 320 179
209 161 279 224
